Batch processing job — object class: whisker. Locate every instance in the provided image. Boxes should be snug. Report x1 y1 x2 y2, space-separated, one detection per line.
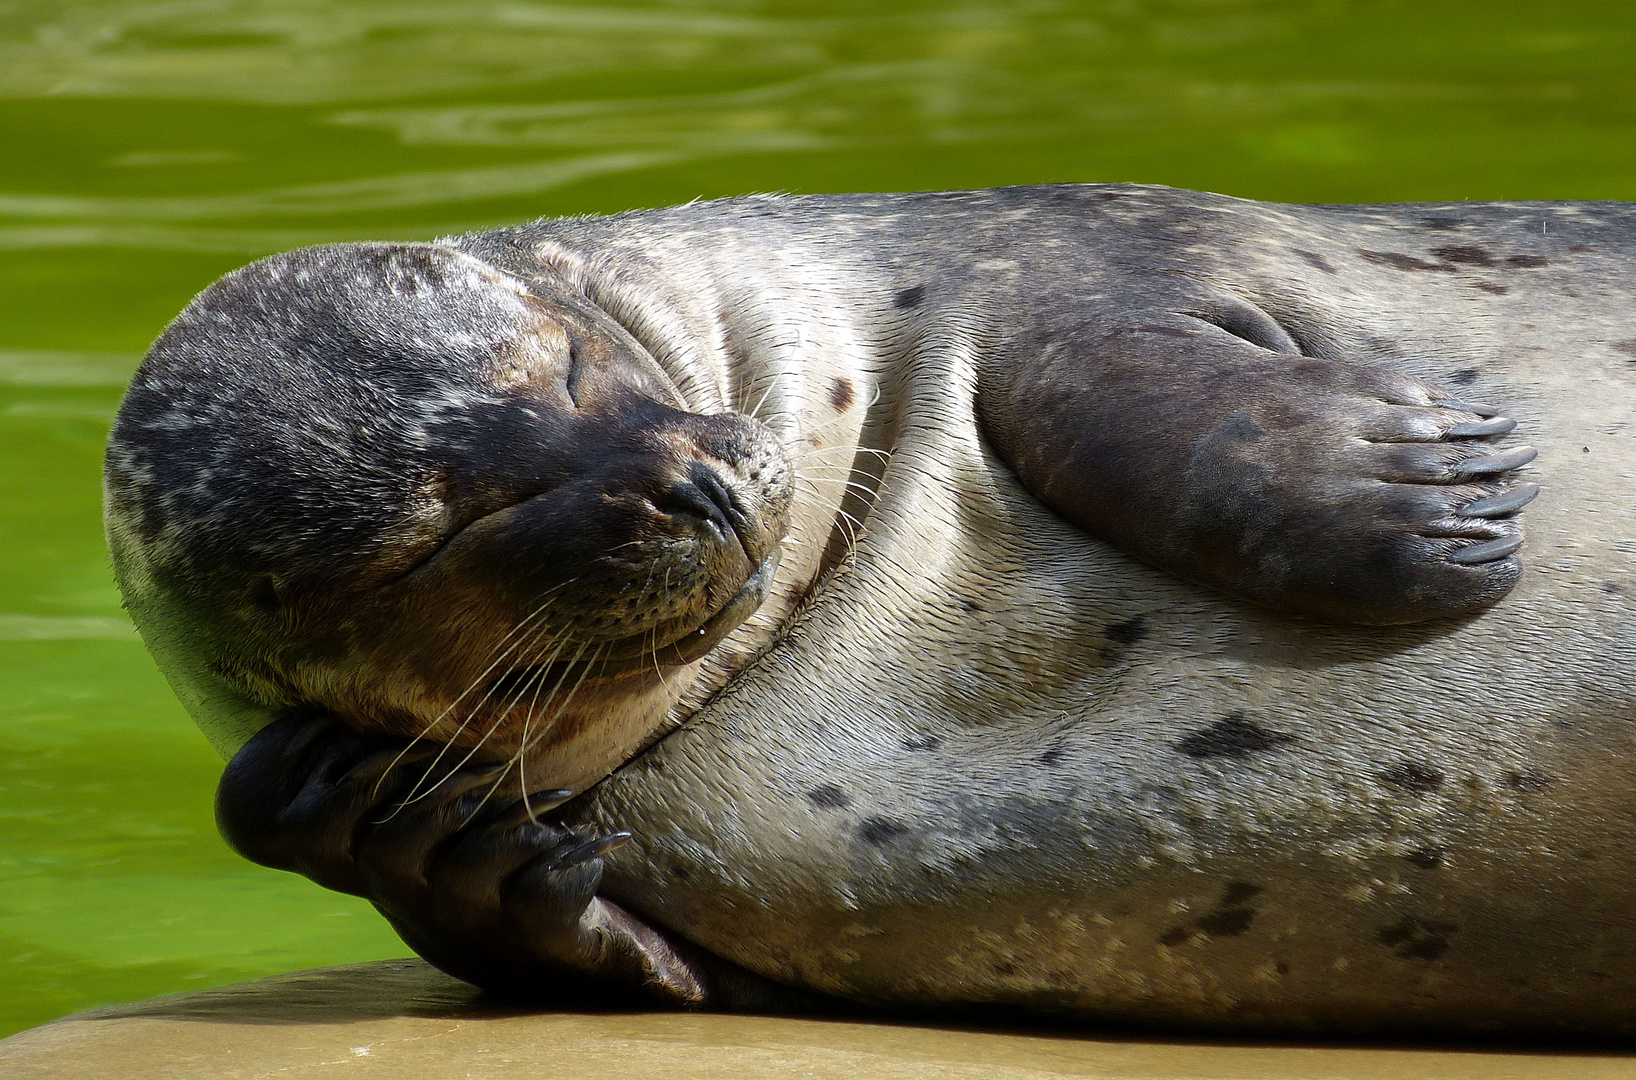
481 638 609 819
468 635 594 820
794 444 892 464
650 566 676 688
743 374 779 421
520 641 606 756
803 482 865 551
410 621 577 806
511 632 577 822
374 579 575 804
798 469 883 502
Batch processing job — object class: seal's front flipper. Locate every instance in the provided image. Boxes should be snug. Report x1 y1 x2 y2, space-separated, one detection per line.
977 292 1538 624
216 714 806 1010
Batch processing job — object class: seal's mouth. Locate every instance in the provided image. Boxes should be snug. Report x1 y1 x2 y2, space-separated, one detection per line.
493 549 781 691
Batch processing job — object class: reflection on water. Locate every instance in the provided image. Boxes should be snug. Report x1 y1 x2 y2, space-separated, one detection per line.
4 1 1635 256
2 0 1634 1038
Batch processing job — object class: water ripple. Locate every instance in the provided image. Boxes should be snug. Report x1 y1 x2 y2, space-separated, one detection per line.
0 152 684 222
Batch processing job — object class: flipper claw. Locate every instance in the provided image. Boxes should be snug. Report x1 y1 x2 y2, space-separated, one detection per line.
1464 483 1540 518
550 831 633 868
1451 445 1537 477
1447 417 1517 438
1449 535 1525 565
493 789 575 829
1433 398 1501 417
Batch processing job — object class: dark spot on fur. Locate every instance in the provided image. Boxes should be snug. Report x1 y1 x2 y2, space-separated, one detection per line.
893 285 925 309
671 864 690 881
858 816 910 846
828 376 855 412
991 960 1017 976
960 598 984 613
1295 249 1337 275
1613 340 1636 358
1195 906 1256 937
1476 282 1510 294
1038 748 1065 767
1504 769 1551 792
1104 615 1148 646
1420 216 1463 231
1506 254 1549 268
1275 962 1290 975
1568 244 1597 252
635 754 666 774
1400 936 1452 962
901 734 942 752
807 784 851 810
1601 581 1623 595
1358 249 1456 273
1178 713 1297 759
1378 761 1444 792
1378 916 1455 961
1136 325 1198 338
1163 882 1263 943
1404 846 1444 869
1433 244 1495 267
1448 368 1479 386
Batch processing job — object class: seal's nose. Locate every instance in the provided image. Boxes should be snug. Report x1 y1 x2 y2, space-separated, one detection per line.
659 461 760 561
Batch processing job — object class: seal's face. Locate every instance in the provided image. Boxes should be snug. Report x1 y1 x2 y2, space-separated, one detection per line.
105 243 792 786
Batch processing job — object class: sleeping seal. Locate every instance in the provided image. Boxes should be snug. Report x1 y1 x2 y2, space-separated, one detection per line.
105 185 1636 1034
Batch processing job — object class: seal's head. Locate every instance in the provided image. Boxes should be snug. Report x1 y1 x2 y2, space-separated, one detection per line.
105 243 791 789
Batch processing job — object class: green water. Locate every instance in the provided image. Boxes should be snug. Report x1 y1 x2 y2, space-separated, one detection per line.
2 0 1635 1038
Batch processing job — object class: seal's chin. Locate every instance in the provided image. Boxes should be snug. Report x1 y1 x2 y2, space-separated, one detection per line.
505 549 782 686
652 548 782 667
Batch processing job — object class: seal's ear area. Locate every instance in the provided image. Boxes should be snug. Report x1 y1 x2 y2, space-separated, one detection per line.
976 284 1539 626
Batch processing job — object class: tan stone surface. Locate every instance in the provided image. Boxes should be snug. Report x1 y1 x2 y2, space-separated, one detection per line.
4 960 1636 1079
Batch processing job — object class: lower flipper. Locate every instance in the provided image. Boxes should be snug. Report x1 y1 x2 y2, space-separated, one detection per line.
978 293 1539 624
217 713 815 1010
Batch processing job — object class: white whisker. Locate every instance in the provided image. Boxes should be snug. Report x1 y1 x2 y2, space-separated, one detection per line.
374 579 575 805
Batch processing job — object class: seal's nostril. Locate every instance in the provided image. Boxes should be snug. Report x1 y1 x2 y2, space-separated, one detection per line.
689 460 742 523
659 462 747 552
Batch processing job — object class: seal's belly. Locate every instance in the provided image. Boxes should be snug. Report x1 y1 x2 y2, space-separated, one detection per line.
580 280 1636 1033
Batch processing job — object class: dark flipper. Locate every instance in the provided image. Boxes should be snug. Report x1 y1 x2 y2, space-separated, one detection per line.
216 713 814 1010
977 288 1537 625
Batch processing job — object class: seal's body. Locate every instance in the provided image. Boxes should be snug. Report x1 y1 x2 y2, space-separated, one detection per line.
107 186 1636 1034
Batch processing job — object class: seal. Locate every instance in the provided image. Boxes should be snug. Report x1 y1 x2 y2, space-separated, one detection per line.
105 185 1636 1034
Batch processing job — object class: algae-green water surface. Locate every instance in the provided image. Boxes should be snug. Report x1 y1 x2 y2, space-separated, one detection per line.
3 0 1635 1037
